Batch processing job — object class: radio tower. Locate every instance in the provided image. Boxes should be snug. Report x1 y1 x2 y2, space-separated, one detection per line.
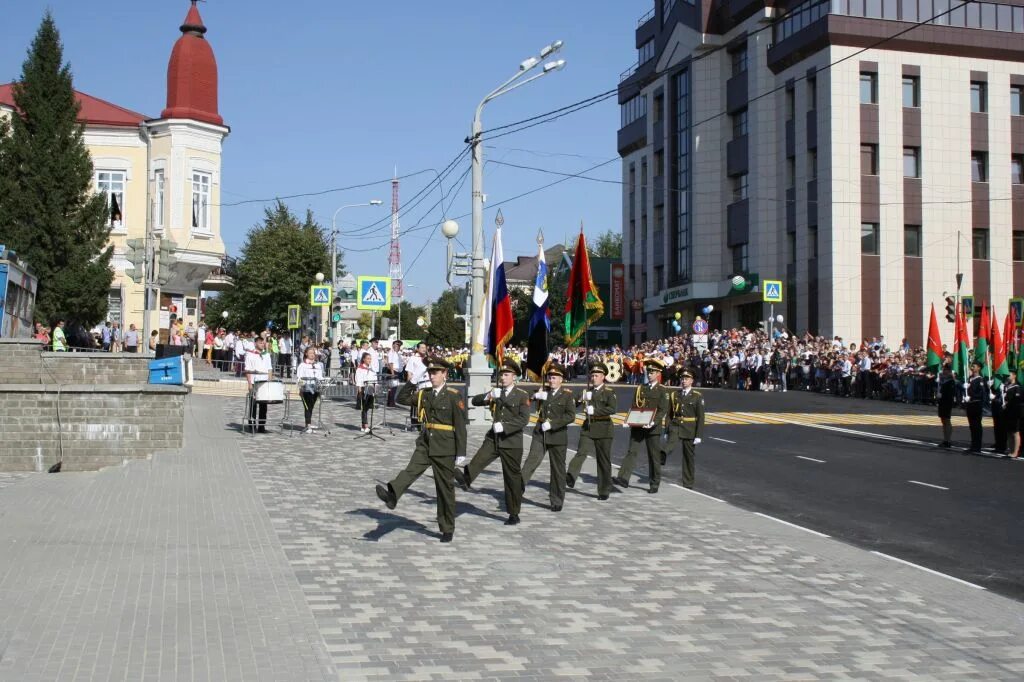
388 169 403 299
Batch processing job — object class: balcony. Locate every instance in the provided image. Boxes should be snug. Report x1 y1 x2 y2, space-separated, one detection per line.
618 116 648 156
201 256 236 292
637 7 655 26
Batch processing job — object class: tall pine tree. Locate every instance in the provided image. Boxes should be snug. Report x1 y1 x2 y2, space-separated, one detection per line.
0 13 113 326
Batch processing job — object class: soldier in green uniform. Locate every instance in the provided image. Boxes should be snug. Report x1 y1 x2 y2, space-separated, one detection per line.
455 358 531 525
520 362 577 511
375 357 467 543
566 362 618 500
613 358 672 493
660 368 705 488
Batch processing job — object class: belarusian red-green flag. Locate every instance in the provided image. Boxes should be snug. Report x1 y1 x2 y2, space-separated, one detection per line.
975 303 991 378
952 302 970 382
926 304 943 372
563 224 605 347
992 308 1009 387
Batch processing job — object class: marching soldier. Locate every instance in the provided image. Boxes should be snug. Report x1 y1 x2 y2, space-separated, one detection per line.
566 363 618 499
375 357 467 543
455 359 531 525
613 358 672 493
521 362 577 511
660 368 705 489
963 361 986 454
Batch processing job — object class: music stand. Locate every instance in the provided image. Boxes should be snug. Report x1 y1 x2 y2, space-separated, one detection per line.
355 381 391 441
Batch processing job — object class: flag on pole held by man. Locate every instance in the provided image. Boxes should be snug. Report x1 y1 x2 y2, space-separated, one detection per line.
926 303 943 373
474 226 514 364
564 225 605 347
992 308 1009 387
952 302 971 382
526 237 550 382
975 303 991 378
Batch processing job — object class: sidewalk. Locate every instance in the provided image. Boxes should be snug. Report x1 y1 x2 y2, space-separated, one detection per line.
1 394 1023 680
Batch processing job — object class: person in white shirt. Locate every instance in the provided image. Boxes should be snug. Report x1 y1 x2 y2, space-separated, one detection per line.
386 340 406 407
244 336 275 433
295 346 324 433
355 351 378 432
367 338 383 374
234 333 247 377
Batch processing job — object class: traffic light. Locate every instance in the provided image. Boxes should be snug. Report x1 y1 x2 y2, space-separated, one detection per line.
125 238 146 283
332 296 342 324
156 239 174 286
944 295 956 323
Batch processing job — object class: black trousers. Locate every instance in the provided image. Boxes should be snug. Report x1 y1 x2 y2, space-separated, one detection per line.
249 399 268 429
965 403 983 451
991 402 1007 452
359 392 374 428
300 391 319 426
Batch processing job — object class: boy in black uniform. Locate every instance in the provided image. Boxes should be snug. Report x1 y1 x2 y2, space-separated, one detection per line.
963 361 987 454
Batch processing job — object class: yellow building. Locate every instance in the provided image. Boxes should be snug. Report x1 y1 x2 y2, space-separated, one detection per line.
0 1 231 340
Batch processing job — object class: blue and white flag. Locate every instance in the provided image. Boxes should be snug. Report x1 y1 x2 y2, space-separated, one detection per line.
526 239 550 381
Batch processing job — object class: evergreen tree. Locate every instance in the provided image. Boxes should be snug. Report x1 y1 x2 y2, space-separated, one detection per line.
0 13 113 326
424 289 466 348
216 201 331 331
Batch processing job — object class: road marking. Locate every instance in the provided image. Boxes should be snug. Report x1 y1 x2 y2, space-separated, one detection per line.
795 455 826 463
871 551 985 590
908 480 949 491
738 413 936 447
709 437 736 444
666 483 725 503
753 512 830 538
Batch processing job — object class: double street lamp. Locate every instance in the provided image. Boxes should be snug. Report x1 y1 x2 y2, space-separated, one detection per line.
464 40 566 422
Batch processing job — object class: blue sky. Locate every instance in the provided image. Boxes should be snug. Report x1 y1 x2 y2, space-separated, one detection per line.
1 0 646 304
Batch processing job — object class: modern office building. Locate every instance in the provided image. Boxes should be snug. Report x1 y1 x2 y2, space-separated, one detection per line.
619 0 1024 345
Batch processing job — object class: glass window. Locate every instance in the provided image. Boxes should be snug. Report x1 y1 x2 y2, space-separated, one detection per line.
731 108 748 138
861 223 879 255
903 147 921 178
154 169 165 231
1014 231 1024 262
786 89 795 120
638 40 655 65
1013 155 1024 185
653 94 664 124
808 77 817 109
972 228 989 259
192 171 212 231
809 225 819 258
861 144 878 175
787 157 796 189
96 170 126 231
675 69 691 282
1011 86 1023 116
788 232 797 263
732 243 749 273
731 45 748 76
971 81 987 113
902 75 919 107
865 0 882 18
808 149 818 180
904 225 922 257
860 72 877 104
971 151 988 182
732 173 749 201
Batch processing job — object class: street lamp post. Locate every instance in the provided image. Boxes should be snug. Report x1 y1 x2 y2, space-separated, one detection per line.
331 200 383 363
465 41 566 422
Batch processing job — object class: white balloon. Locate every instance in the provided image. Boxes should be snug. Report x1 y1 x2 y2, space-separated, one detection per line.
776 315 784 323
706 305 714 313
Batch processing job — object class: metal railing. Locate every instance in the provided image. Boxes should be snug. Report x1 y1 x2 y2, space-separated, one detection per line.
620 62 639 82
638 7 655 25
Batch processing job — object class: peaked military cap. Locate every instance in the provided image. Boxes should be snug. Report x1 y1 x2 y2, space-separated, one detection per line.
644 358 666 371
545 362 566 378
498 358 521 375
589 362 609 376
680 368 694 379
425 356 452 372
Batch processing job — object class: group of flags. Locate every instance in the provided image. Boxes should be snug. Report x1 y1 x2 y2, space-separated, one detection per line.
476 223 605 380
927 301 1022 387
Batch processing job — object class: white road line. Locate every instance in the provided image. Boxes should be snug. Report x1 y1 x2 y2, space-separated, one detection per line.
871 551 985 590
908 480 949 491
666 483 725 503
738 412 935 447
754 512 830 538
709 437 736 444
796 455 826 463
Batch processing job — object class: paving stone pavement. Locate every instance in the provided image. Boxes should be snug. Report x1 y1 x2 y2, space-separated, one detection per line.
0 396 335 681
234 395 1024 681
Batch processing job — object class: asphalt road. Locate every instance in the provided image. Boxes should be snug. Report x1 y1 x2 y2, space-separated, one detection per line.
544 383 1024 601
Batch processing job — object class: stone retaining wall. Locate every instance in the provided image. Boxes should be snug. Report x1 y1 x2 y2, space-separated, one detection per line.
0 384 187 472
0 338 152 384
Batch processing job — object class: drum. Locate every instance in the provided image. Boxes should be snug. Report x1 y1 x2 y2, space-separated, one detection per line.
254 380 285 404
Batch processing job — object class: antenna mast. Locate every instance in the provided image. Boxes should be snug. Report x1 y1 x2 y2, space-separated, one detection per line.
389 169 403 299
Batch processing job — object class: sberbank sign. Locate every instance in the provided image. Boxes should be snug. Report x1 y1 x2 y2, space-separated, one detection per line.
662 286 689 305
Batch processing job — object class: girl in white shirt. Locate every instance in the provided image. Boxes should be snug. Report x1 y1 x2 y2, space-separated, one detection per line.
296 347 325 433
355 352 377 432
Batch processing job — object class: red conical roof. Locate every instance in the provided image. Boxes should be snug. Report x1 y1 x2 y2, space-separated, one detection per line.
160 1 223 126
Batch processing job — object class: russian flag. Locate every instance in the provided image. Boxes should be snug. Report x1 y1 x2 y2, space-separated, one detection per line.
475 226 514 364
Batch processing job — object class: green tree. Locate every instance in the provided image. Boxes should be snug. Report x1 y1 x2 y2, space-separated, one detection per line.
592 229 623 258
215 201 330 331
0 13 113 326
423 289 465 348
394 300 428 340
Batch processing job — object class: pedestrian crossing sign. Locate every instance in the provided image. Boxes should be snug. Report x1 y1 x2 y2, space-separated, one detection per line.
287 304 301 329
763 280 783 303
310 285 332 307
357 276 391 311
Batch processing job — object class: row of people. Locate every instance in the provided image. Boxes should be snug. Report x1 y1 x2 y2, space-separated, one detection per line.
374 357 705 542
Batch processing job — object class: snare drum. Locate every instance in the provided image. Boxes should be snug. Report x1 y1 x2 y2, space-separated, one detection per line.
254 380 285 404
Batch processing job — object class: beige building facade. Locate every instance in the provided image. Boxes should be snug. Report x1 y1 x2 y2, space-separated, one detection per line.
619 0 1024 346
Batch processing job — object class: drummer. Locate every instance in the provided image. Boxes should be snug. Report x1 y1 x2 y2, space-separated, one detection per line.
295 346 325 433
245 335 275 433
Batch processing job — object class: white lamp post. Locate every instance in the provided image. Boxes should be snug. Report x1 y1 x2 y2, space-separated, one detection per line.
465 42 565 422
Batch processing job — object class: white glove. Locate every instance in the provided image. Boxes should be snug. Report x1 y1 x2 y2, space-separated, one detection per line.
491 388 502 399
541 420 551 432
622 422 631 429
455 455 467 467
644 423 655 429
694 438 702 445
492 422 504 434
584 391 593 401
586 405 594 415
962 382 970 393
534 390 548 401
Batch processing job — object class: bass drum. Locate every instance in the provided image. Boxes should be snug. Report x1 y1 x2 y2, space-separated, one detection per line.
605 360 623 383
